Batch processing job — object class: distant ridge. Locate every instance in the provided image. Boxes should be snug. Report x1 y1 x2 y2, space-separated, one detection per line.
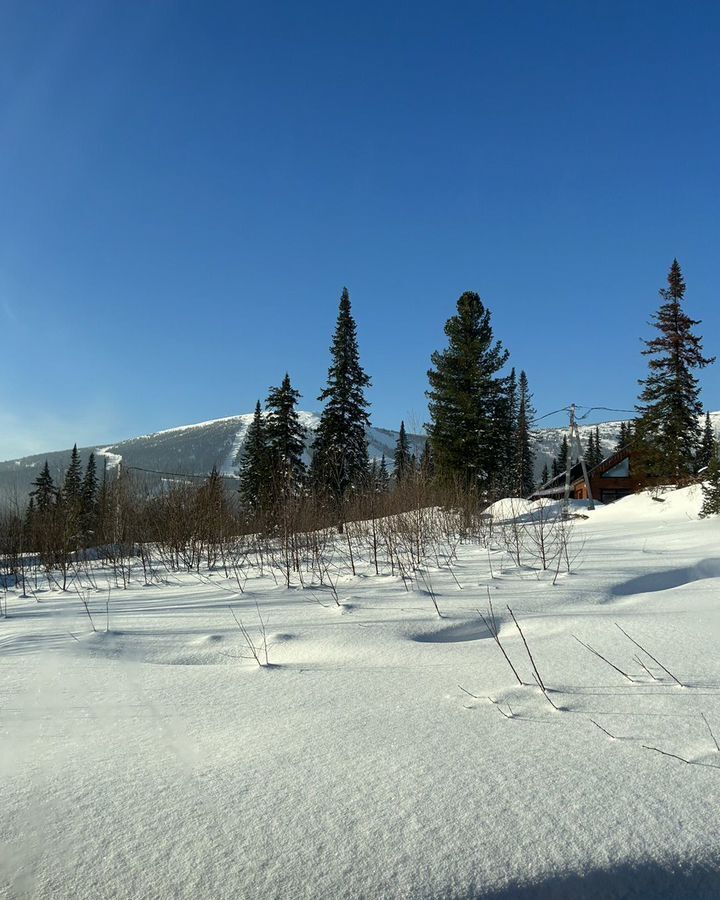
1 410 717 506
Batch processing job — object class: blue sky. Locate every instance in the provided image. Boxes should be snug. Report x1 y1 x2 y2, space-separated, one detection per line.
0 1 718 459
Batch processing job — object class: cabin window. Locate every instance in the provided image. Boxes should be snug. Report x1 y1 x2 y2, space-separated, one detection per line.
601 489 632 503
601 458 629 478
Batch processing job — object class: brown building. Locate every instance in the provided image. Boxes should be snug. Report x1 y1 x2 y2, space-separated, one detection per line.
534 446 641 504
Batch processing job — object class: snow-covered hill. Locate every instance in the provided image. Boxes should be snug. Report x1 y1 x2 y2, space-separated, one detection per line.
0 413 427 503
1 410 717 505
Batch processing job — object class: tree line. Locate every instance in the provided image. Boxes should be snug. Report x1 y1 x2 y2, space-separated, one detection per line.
6 255 719 572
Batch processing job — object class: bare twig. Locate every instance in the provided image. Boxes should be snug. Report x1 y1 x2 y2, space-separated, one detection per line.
507 605 545 692
487 696 513 719
642 744 720 769
614 622 683 687
458 684 481 700
478 593 523 687
572 634 634 682
634 654 659 682
589 718 616 739
701 713 720 753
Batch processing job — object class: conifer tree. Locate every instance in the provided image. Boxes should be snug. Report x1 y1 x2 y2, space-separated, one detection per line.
516 370 535 496
30 461 57 512
265 373 306 498
62 445 83 509
636 260 714 479
426 291 509 487
585 427 603 470
616 422 628 452
700 445 720 517
393 421 412 484
419 440 435 481
82 452 98 511
80 452 99 536
551 457 560 479
238 402 270 513
370 454 391 494
594 427 603 465
586 430 596 468
699 413 715 471
540 462 550 486
311 288 371 500
556 434 569 474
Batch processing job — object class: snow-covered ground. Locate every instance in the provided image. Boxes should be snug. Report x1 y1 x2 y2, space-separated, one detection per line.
2 487 720 898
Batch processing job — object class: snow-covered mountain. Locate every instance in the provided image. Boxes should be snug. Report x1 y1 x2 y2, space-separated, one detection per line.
0 413 427 505
1 410 717 506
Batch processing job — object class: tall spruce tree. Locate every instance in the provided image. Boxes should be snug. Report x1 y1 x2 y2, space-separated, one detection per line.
80 452 98 535
554 435 569 477
62 445 83 508
540 462 550 486
376 454 390 493
30 461 57 512
616 422 628 452
426 291 509 488
585 427 603 470
265 373 306 498
238 401 270 512
393 421 412 484
700 442 720 517
586 430 596 468
699 413 716 471
311 288 371 500
594 427 603 466
516 370 535 496
419 439 435 481
636 260 714 479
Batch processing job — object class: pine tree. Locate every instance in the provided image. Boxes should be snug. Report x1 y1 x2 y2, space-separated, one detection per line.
637 259 714 479
516 370 535 496
540 462 550 486
698 413 715 471
556 434 569 474
419 440 435 481
80 452 98 535
551 458 560 479
374 454 390 493
616 421 628 452
265 373 306 498
311 288 371 500
585 430 596 468
594 427 603 465
700 445 720 517
585 427 603 470
62 445 83 508
393 421 412 484
30 461 57 512
426 291 509 488
238 402 270 513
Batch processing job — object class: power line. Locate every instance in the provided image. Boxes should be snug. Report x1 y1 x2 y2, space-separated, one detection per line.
125 465 239 480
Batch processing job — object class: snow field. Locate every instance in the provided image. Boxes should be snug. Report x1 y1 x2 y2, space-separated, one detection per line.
2 486 720 898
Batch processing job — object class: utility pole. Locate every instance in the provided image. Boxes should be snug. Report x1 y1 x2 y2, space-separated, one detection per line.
563 404 595 511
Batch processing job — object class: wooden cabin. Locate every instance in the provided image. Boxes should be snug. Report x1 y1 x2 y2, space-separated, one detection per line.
533 446 642 504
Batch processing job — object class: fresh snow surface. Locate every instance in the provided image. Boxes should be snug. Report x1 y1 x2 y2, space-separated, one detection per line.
3 486 720 898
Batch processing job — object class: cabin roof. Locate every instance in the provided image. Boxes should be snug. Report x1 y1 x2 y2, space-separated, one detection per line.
536 444 632 496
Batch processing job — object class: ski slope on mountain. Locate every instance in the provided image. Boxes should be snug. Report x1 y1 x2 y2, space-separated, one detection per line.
2 485 720 898
2 410 719 506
